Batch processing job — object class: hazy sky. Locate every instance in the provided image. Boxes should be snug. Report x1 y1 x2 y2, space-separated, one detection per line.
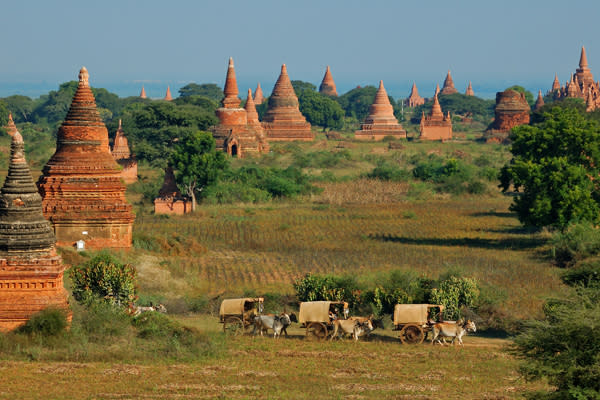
1 0 599 98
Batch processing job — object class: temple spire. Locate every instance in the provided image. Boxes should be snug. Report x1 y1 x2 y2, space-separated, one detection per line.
245 88 259 124
441 70 458 94
164 86 173 101
431 88 443 117
140 86 147 99
534 90 545 111
580 46 589 69
319 65 338 96
465 81 474 96
552 73 561 91
222 57 241 108
254 83 264 105
5 113 17 137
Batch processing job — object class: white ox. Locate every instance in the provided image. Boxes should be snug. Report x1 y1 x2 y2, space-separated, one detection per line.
130 303 168 317
253 313 296 338
330 318 374 341
431 319 476 346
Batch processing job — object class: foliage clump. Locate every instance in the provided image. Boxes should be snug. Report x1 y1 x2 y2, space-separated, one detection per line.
18 308 68 336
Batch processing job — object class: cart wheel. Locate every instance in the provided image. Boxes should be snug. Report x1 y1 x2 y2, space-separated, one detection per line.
306 322 328 340
399 324 424 344
223 316 244 336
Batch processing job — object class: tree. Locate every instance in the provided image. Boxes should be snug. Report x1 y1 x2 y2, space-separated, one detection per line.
1 95 34 122
336 86 377 121
291 80 317 94
178 83 223 101
32 81 78 124
170 131 228 211
297 90 344 130
500 107 600 229
512 289 600 399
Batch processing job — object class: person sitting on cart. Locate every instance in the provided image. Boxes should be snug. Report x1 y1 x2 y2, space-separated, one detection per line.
243 302 257 321
329 309 337 322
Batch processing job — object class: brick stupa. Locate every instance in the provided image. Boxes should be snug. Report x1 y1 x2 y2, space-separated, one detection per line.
253 83 264 105
441 70 458 95
551 47 600 111
111 120 138 184
355 80 406 140
485 89 530 143
37 67 135 249
465 81 475 96
140 86 147 99
4 113 17 137
420 87 452 141
245 89 269 153
262 64 313 141
210 58 269 157
164 86 173 101
0 129 70 331
406 82 425 107
319 66 338 96
154 167 190 215
534 90 545 111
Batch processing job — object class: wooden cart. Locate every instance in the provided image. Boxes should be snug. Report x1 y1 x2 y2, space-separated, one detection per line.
392 304 445 344
298 301 349 340
219 297 264 335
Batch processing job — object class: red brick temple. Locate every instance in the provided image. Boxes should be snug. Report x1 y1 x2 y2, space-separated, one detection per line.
406 82 425 107
419 87 452 141
465 81 475 96
253 83 265 105
319 66 338 96
485 89 531 142
140 86 147 99
4 113 17 137
37 67 134 249
440 70 458 95
210 58 269 157
534 90 545 111
111 119 138 184
0 129 70 331
154 166 190 215
355 80 406 140
262 64 313 141
164 86 173 101
550 47 600 111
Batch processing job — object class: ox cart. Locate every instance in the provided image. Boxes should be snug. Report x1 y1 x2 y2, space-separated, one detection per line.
219 297 264 335
298 301 349 340
393 304 445 344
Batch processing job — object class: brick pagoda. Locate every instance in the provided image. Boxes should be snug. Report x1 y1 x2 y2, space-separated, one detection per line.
419 86 452 141
406 82 425 107
111 119 137 184
262 64 313 141
140 86 147 99
534 90 545 111
253 83 265 105
210 58 269 157
319 66 338 96
550 47 600 111
154 167 190 215
37 67 134 249
164 86 173 101
485 89 530 142
440 70 458 95
244 89 269 153
355 80 406 140
465 81 475 96
0 129 70 331
4 113 17 137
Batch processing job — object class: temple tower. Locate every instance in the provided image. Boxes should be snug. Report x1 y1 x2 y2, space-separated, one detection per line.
140 86 147 99
111 120 138 184
262 64 313 141
552 74 561 92
441 70 458 95
253 83 265 105
4 113 17 137
154 167 190 215
164 86 173 101
0 130 70 331
406 82 425 107
420 87 452 141
319 66 338 96
37 67 134 249
485 89 531 143
465 81 475 96
245 89 269 153
355 80 406 140
534 90 545 111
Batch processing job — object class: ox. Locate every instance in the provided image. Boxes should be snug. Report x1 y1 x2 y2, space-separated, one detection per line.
330 318 374 341
253 313 297 338
431 319 476 346
130 303 168 317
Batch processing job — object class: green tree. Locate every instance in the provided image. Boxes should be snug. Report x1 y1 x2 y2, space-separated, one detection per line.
2 95 34 122
32 81 78 124
297 90 344 130
411 93 495 124
170 131 228 211
336 86 377 121
178 83 223 101
500 107 600 229
291 80 317 94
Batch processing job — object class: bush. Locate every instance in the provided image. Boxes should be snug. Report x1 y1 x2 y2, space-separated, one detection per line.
69 252 138 306
73 300 131 340
430 275 479 320
366 163 411 182
293 273 362 309
203 181 271 204
561 258 600 288
18 308 68 336
551 222 600 267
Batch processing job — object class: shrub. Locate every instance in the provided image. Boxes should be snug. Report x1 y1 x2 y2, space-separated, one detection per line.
430 275 479 320
561 258 600 288
366 163 411 182
69 252 138 306
551 222 600 267
293 273 362 309
73 300 131 340
203 181 271 204
18 308 68 336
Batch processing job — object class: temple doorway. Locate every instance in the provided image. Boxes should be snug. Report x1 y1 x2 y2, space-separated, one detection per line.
231 144 238 157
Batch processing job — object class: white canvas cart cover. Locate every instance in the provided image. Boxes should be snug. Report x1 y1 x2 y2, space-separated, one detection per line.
220 298 259 316
299 301 333 324
393 304 432 325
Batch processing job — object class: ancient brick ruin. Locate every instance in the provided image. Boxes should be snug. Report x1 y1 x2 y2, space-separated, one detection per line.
253 82 265 105
406 82 425 107
440 70 458 95
465 81 475 96
419 86 452 141
140 86 147 99
164 86 173 101
4 113 17 137
37 67 134 249
210 58 269 157
0 130 70 331
319 66 338 96
550 47 600 111
111 119 138 184
154 166 191 215
262 64 313 141
355 80 406 140
485 89 530 142
534 90 545 111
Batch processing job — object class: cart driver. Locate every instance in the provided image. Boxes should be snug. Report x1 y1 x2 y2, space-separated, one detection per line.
328 308 337 322
243 301 257 321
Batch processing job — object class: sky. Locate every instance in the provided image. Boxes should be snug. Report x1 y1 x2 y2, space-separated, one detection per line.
1 0 599 99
